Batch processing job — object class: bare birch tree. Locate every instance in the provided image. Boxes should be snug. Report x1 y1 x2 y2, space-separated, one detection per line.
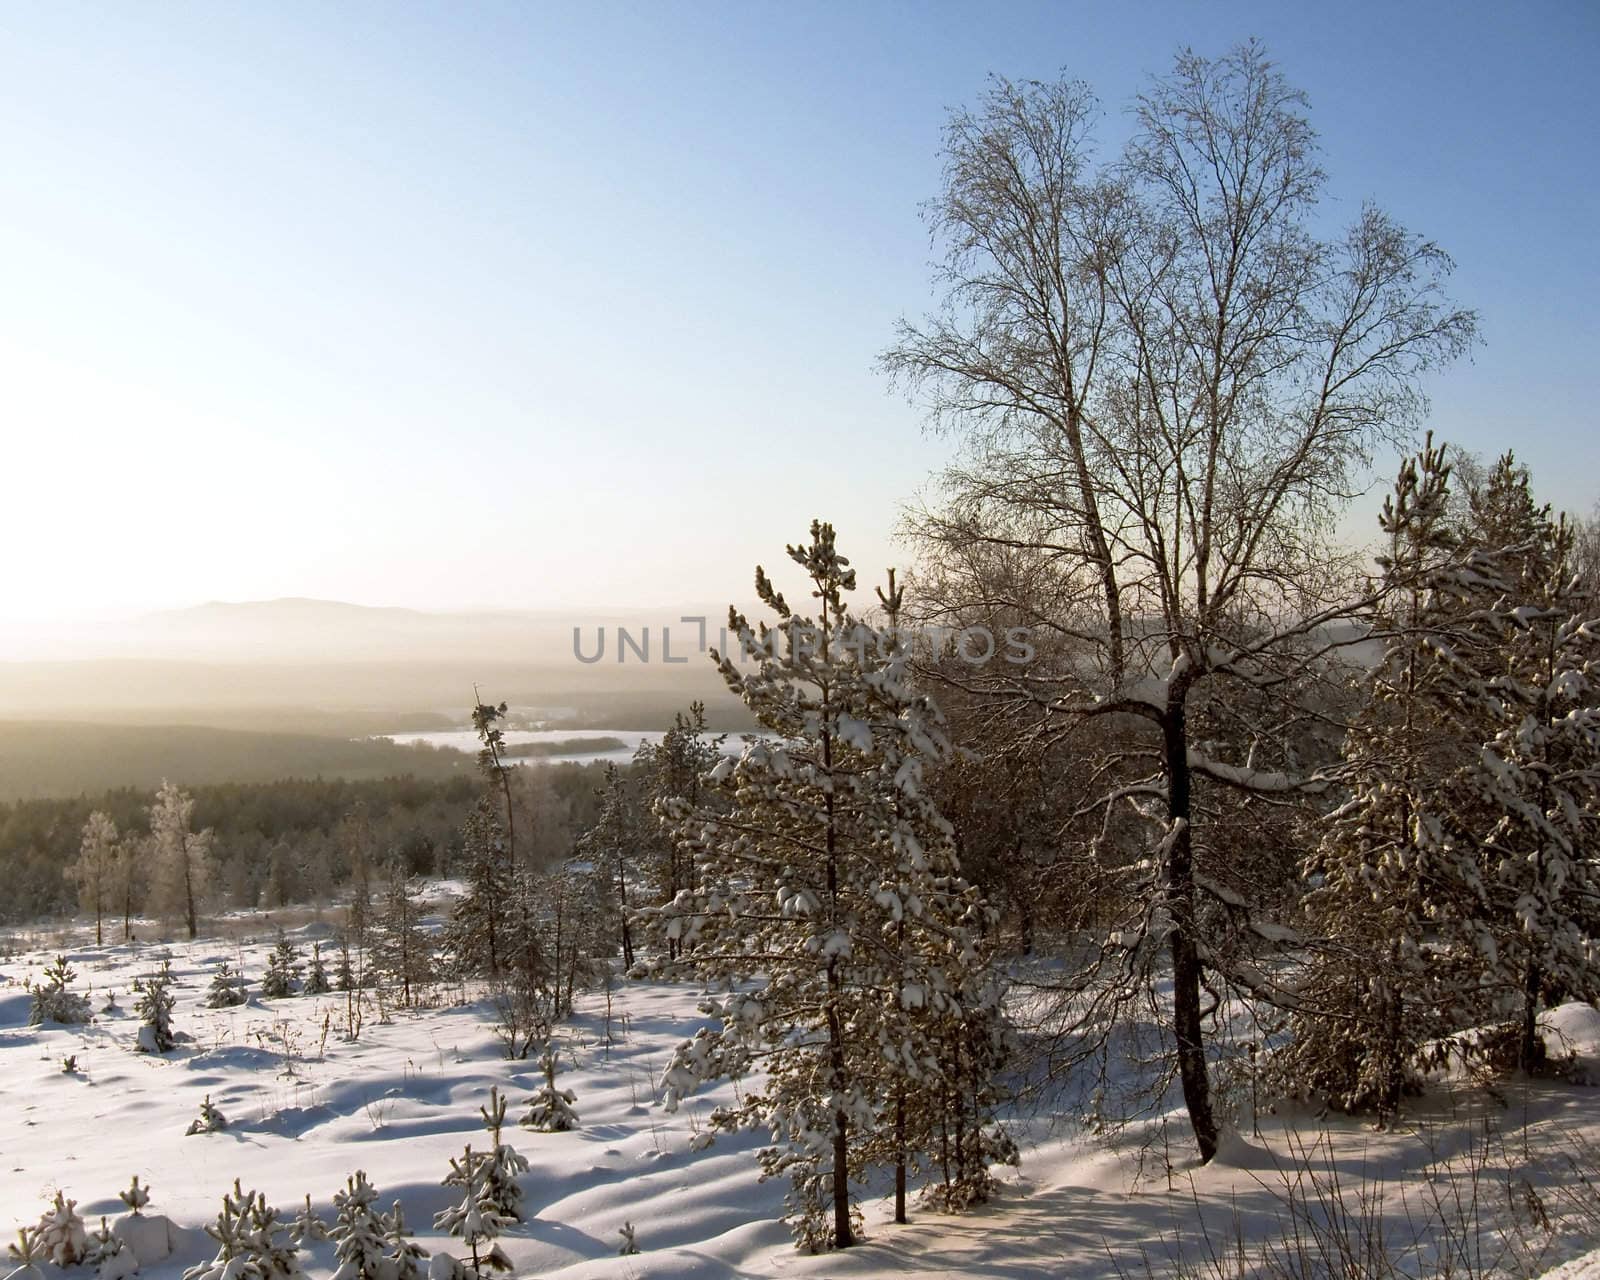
883 41 1476 1160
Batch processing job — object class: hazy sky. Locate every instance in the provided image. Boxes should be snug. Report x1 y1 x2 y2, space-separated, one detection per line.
1 2 1595 622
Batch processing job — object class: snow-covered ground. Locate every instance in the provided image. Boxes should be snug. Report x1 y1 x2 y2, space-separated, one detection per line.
5 910 1600 1279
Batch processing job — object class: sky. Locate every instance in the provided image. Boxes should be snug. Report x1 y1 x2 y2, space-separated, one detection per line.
0 1 1595 622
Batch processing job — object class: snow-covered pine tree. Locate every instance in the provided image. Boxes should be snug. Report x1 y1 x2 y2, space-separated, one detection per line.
576 763 639 970
646 523 1004 1250
260 931 302 999
381 1204 428 1280
445 798 512 978
303 943 331 996
1455 462 1600 1071
476 1087 529 1221
336 939 356 992
185 1094 228 1135
84 1217 135 1280
206 962 249 1008
328 1173 387 1280
288 1197 326 1247
6 1226 45 1280
119 1176 151 1216
520 1047 579 1132
1277 439 1507 1118
132 961 177 1053
631 703 724 960
370 866 434 1008
29 955 92 1026
33 1191 87 1266
183 1180 300 1280
432 1146 511 1279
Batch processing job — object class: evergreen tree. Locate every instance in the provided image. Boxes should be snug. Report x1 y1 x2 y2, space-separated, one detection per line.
33 1192 87 1267
260 931 302 999
185 1094 228 1135
576 763 639 970
1279 439 1514 1116
1459 464 1600 1069
132 960 177 1053
328 1173 386 1280
304 943 332 996
380 1204 427 1280
206 962 249 1008
370 865 434 1008
28 956 92 1026
288 1197 327 1247
477 1087 529 1221
445 798 512 977
183 1181 299 1280
648 523 1005 1250
519 1047 579 1132
118 1176 151 1216
631 703 723 956
433 1146 512 1279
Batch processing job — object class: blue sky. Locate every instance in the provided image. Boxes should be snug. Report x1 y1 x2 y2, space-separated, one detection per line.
1 1 1594 619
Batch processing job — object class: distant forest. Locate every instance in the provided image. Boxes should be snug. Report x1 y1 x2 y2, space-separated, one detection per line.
0 761 613 925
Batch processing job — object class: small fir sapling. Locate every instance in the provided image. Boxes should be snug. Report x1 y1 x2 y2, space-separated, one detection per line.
119 1177 151 1215
205 963 249 1008
132 962 176 1053
260 932 302 999
185 1094 228 1135
62 1055 80 1074
381 1204 428 1280
84 1218 135 1280
5 1227 45 1280
303 944 332 996
432 1146 512 1279
476 1087 528 1221
34 1192 88 1266
617 1223 639 1256
520 1047 579 1132
288 1198 327 1247
336 941 355 993
329 1172 387 1280
183 1180 300 1280
28 956 92 1026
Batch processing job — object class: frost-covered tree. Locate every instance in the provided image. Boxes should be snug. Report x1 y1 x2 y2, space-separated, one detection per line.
84 1216 134 1280
648 523 1005 1249
149 780 214 940
472 695 517 868
29 955 92 1026
6 1226 45 1280
67 812 120 945
260 931 302 999
883 42 1476 1160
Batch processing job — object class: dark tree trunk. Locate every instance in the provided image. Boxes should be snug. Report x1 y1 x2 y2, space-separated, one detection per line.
1521 956 1542 1074
1163 690 1218 1163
